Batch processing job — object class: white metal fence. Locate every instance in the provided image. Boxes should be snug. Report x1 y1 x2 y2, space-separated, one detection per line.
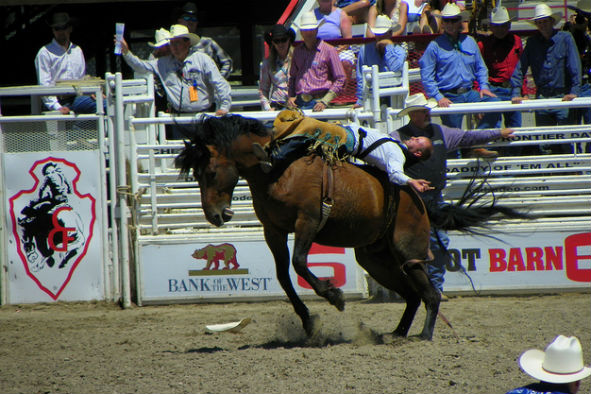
1 72 589 305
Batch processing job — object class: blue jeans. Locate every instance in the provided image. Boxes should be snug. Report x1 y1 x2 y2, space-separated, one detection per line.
569 83 591 125
424 196 450 293
68 95 98 114
427 227 450 293
490 86 522 128
440 89 501 129
535 93 571 154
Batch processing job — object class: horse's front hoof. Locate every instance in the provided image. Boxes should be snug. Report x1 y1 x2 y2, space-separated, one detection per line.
304 314 322 337
326 288 345 311
392 328 408 338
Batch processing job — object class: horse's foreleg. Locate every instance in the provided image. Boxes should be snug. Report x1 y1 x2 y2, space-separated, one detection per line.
292 221 344 312
264 227 314 335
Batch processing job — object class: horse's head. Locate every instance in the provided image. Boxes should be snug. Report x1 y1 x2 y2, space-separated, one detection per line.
175 115 270 227
176 138 239 227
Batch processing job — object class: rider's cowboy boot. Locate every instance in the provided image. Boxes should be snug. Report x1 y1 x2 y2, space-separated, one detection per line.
470 148 498 159
252 142 273 173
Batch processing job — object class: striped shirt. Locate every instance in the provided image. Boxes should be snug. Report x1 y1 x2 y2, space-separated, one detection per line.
258 55 291 111
288 40 346 97
190 36 233 79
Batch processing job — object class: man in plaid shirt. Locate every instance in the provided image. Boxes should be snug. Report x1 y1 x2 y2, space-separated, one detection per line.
176 2 233 79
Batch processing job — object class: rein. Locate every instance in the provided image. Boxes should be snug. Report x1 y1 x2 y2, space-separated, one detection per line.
317 160 335 232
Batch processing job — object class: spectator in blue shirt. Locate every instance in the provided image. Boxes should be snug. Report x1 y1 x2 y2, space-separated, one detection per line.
505 335 590 394
511 3 582 154
353 14 407 108
419 2 500 158
563 0 591 127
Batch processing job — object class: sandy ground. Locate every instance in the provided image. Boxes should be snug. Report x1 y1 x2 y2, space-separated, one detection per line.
1 293 589 394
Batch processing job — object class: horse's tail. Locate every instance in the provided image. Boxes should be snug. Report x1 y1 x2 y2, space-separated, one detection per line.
425 200 532 233
425 169 535 235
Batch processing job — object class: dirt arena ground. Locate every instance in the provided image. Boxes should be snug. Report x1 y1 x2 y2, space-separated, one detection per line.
1 293 589 394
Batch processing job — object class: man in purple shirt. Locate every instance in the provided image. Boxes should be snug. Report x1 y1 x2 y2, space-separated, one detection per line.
287 11 346 112
390 93 515 299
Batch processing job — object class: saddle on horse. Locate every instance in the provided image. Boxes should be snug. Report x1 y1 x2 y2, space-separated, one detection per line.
268 109 355 163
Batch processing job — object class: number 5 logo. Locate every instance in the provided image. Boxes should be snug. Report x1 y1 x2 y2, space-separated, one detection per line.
297 244 347 289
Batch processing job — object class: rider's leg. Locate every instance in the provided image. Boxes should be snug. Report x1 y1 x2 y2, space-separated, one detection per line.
258 137 311 174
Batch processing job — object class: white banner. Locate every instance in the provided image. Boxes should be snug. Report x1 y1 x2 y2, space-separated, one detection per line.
3 152 104 303
445 231 591 292
138 240 367 303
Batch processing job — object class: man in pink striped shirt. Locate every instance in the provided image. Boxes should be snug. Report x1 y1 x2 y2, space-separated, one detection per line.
287 11 346 112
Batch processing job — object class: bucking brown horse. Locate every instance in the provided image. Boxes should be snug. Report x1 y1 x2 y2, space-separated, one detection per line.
175 114 528 340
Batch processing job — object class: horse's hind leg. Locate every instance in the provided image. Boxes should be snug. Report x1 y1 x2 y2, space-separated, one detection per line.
402 262 440 340
264 226 316 336
354 245 420 338
292 218 344 311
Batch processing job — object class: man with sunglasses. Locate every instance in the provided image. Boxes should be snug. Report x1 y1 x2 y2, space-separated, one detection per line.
419 3 501 158
34 12 97 114
175 2 233 79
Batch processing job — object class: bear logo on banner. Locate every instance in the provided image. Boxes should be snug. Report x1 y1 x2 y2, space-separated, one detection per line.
9 157 96 300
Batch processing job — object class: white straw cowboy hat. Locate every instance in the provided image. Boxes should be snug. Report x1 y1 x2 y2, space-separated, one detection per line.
168 24 200 46
149 28 172 48
519 335 591 384
369 15 394 35
294 11 326 30
489 6 516 25
397 93 438 117
528 4 562 26
437 3 470 21
568 0 591 16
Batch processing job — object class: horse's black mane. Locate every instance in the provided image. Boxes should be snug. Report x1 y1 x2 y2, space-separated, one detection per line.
175 114 270 177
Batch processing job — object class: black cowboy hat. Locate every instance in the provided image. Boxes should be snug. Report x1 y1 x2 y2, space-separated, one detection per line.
264 24 296 46
181 2 198 15
47 12 75 29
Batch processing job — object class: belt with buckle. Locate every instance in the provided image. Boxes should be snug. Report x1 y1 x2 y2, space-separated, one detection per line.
441 86 470 95
537 87 567 97
57 94 76 103
299 92 327 102
490 80 511 88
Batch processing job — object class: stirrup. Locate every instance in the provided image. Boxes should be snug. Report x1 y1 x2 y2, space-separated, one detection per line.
259 161 273 174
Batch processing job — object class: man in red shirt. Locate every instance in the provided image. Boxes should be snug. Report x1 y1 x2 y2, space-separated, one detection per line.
287 11 346 112
478 6 523 128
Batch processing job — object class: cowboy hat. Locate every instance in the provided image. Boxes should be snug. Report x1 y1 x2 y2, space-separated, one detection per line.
294 11 326 31
436 3 470 21
519 336 591 384
168 24 200 46
397 93 438 117
149 28 172 48
567 0 591 16
528 4 562 25
369 15 394 35
181 2 197 15
47 12 74 28
489 6 516 25
264 24 296 46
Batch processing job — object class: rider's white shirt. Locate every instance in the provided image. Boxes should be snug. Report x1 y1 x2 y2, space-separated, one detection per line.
347 122 411 186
